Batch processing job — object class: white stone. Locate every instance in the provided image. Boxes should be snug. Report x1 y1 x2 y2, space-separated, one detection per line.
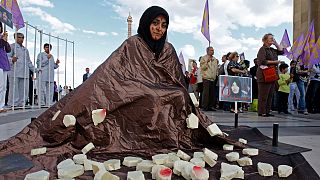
136 160 154 172
94 170 120 180
84 159 93 171
173 160 190 176
152 154 169 165
24 170 50 180
190 166 209 180
186 113 199 129
242 148 259 156
190 158 205 167
73 154 87 164
189 93 199 107
226 152 240 162
104 159 121 171
151 165 166 179
81 142 95 154
57 159 75 170
181 162 194 180
127 171 145 180
173 168 181 176
238 138 247 144
92 161 105 175
220 162 244 180
237 157 252 167
30 147 47 156
177 150 191 161
123 157 143 167
206 123 223 136
278 165 293 178
164 153 180 168
58 164 84 179
203 155 216 167
193 152 204 159
92 163 105 175
92 109 107 126
257 162 274 177
156 167 172 180
52 110 61 121
223 144 234 151
203 148 218 160
63 115 76 127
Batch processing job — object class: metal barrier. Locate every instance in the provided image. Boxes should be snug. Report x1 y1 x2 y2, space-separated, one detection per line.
6 22 75 110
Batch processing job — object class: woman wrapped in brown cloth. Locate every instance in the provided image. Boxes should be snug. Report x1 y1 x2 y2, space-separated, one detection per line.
256 33 284 117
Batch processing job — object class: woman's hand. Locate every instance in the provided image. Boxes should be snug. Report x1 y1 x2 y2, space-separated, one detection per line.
2 32 8 41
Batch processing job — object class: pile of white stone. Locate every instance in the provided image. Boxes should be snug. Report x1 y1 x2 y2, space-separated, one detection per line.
25 142 293 180
24 105 293 179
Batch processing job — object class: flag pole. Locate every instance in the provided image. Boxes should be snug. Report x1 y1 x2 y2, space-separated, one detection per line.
22 21 28 110
12 26 18 111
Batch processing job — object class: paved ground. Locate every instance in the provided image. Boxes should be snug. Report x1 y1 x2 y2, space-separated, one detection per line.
0 108 319 175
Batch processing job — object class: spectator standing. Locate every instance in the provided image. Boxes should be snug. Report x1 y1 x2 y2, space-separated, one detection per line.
37 43 59 106
295 60 309 114
0 23 11 112
306 63 320 113
196 56 203 107
227 52 247 112
83 67 91 82
53 81 58 102
288 60 300 111
256 33 283 117
200 47 218 111
190 60 199 99
277 63 291 114
7 33 36 107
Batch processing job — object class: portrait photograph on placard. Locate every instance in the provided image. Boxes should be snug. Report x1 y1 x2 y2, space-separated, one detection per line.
219 75 252 103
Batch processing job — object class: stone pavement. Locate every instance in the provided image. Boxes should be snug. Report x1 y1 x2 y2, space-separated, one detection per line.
0 108 319 175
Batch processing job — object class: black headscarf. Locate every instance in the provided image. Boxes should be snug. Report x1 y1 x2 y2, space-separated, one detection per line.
138 6 169 59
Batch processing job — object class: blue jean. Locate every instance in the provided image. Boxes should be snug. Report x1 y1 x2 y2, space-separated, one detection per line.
296 79 307 111
288 82 300 110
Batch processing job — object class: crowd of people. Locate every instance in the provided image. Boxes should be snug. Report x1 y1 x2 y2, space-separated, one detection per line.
185 33 320 116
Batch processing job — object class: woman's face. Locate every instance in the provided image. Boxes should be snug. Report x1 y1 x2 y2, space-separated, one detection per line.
150 15 167 40
231 81 240 94
233 54 239 61
265 35 274 46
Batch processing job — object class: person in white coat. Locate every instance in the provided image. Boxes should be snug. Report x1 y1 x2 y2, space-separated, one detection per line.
37 43 60 106
7 33 36 107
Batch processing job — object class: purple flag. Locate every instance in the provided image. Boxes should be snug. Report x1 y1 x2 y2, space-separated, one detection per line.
239 52 245 60
310 36 320 66
178 52 186 73
288 33 304 60
201 0 210 43
1 0 24 29
280 29 291 48
301 21 316 66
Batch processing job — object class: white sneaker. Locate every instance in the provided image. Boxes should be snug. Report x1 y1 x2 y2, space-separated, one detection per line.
304 111 309 115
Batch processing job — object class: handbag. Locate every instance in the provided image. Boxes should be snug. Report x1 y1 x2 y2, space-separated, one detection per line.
262 66 279 83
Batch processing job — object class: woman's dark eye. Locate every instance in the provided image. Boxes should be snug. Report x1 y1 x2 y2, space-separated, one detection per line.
162 23 167 28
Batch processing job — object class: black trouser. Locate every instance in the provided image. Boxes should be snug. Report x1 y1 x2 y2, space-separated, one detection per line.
277 91 289 113
306 80 320 113
197 82 203 108
202 79 216 110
